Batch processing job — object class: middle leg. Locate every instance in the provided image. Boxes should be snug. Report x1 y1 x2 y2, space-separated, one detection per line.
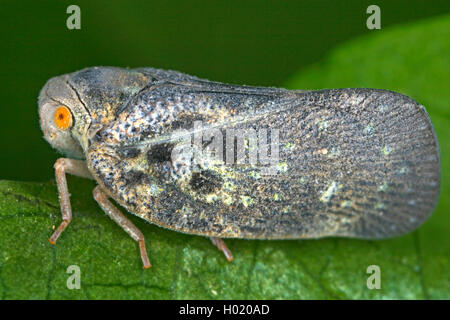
92 185 151 269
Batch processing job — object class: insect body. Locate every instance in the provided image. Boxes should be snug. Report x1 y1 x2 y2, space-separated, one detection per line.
39 67 440 268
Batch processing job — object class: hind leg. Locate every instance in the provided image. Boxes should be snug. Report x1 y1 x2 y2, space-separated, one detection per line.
210 237 233 262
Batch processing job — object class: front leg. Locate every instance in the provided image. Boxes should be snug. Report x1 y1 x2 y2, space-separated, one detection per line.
49 158 93 245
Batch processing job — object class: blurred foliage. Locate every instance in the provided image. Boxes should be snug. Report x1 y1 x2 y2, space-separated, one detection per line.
0 15 448 299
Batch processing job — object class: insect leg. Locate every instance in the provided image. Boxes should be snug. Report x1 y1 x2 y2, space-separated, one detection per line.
49 158 92 245
210 237 233 262
92 186 151 269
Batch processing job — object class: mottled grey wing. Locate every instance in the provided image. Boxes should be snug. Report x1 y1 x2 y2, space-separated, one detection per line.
238 88 441 239
86 86 440 239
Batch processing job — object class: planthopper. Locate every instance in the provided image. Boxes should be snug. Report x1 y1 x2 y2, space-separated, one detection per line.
38 67 440 268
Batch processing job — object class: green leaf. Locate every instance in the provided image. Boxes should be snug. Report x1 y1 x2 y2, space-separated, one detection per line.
1 15 449 299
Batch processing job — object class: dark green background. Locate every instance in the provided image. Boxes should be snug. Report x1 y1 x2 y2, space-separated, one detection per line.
0 0 448 181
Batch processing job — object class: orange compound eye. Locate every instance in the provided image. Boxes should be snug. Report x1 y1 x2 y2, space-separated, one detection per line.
54 106 72 130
